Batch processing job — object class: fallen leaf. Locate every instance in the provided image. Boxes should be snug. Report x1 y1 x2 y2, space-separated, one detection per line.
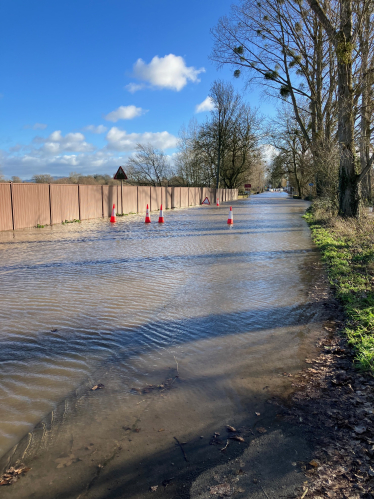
0 465 31 486
158 428 165 432
91 383 105 391
229 435 245 442
255 412 260 416
150 485 158 492
309 460 320 468
257 427 267 434
226 425 236 432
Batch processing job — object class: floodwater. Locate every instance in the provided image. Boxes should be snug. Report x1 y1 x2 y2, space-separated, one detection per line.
0 193 325 498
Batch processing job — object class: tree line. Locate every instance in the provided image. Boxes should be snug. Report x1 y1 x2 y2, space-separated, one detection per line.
211 0 374 216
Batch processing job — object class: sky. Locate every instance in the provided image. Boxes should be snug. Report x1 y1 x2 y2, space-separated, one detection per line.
0 0 275 180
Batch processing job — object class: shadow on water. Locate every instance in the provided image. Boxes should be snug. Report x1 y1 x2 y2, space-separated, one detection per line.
0 301 323 366
0 247 318 274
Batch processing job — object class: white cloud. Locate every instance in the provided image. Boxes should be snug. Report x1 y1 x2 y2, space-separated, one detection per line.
23 123 48 130
84 125 108 134
104 105 146 122
33 130 95 154
195 96 215 113
128 54 205 91
33 123 47 130
106 127 178 151
125 83 146 93
0 122 179 178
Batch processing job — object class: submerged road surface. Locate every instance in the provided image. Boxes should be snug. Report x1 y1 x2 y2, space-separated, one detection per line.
0 193 328 498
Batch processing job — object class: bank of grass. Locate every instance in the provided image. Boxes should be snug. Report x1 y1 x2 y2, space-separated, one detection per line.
304 204 374 373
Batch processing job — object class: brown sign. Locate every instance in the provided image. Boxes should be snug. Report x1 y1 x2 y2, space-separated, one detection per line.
114 166 128 180
244 184 251 188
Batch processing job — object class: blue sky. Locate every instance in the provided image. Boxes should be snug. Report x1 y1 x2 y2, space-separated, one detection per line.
0 0 274 179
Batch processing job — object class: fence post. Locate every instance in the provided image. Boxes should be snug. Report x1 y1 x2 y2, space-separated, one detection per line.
48 184 52 226
101 185 104 218
9 182 15 231
78 184 81 220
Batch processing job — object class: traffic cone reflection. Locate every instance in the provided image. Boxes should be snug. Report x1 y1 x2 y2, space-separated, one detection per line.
145 204 151 223
158 204 164 223
110 204 116 223
227 206 233 225
216 198 220 207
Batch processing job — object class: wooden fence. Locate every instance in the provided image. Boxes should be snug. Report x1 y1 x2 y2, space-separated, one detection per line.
0 183 238 231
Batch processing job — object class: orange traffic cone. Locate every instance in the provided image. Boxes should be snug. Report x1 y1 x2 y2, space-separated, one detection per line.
110 204 116 223
145 204 151 223
227 206 233 225
158 204 164 223
216 198 220 207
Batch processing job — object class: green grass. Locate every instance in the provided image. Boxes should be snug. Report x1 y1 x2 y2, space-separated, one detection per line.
304 210 374 372
62 219 81 224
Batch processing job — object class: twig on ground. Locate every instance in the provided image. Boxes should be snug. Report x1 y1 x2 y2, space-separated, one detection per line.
220 440 229 451
260 483 271 499
174 436 188 462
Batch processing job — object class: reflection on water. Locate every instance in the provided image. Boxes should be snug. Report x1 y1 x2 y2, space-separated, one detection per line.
0 193 323 496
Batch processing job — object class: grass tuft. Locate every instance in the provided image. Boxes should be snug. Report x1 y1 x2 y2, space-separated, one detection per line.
304 207 374 372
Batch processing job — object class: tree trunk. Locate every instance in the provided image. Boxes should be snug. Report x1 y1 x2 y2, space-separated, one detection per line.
307 0 359 216
359 8 372 205
337 0 359 216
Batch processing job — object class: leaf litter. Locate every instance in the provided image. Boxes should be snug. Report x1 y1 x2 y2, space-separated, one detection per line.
0 464 31 486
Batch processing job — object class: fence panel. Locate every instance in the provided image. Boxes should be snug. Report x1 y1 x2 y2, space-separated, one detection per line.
216 188 223 205
188 187 197 206
137 186 151 213
50 184 79 224
122 186 138 214
171 187 181 208
102 185 119 217
79 185 103 220
210 188 216 204
162 187 172 209
12 183 50 229
150 187 162 211
0 184 13 231
180 187 189 207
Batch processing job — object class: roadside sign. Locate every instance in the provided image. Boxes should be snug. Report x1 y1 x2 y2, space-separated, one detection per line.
202 197 210 205
244 184 251 189
114 166 128 180
308 182 314 186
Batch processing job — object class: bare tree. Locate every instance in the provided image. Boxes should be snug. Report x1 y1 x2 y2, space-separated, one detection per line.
126 144 170 186
176 81 261 189
32 174 53 183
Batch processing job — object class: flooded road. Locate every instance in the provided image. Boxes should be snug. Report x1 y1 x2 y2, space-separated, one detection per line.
0 193 325 498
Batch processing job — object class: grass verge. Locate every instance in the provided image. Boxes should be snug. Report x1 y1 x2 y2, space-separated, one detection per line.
304 207 374 373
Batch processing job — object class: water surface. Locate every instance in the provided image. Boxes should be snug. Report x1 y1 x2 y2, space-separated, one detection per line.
0 193 324 497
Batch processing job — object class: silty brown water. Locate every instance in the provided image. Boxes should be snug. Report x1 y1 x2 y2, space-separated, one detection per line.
0 193 325 497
